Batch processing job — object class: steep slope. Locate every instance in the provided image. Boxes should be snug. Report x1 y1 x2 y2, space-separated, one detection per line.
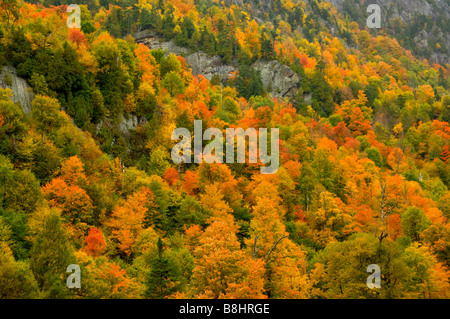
135 30 301 99
0 0 449 300
325 0 450 64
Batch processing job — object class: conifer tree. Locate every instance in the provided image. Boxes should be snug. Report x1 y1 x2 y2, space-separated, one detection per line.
30 213 75 298
145 238 182 298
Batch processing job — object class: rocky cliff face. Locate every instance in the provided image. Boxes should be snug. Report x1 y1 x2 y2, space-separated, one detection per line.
135 30 189 56
0 65 140 136
184 51 236 83
326 0 448 21
0 65 35 113
324 0 450 64
135 31 301 99
252 60 300 98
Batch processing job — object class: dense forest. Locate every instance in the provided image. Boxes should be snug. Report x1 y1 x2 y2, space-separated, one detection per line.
0 0 449 299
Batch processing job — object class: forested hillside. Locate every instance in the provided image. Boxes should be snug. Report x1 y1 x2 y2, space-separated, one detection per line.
0 0 449 299
325 0 450 65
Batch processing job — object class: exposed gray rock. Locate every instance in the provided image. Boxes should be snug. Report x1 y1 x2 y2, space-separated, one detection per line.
325 0 444 19
118 114 140 135
136 31 301 99
304 92 313 105
135 32 236 82
252 59 300 98
135 31 188 56
184 51 236 82
0 65 35 113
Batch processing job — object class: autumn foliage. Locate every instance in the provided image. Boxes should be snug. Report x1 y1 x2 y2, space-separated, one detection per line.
0 0 448 300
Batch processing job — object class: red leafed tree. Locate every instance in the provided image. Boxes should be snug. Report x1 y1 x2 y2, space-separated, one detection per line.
84 227 107 257
254 106 273 128
387 213 402 240
163 167 179 186
68 28 87 47
331 122 353 146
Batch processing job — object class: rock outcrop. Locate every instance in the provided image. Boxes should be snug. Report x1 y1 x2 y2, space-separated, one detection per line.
252 60 300 98
0 65 35 113
324 0 450 64
326 0 445 21
118 114 140 135
184 51 236 83
135 30 188 56
135 31 301 99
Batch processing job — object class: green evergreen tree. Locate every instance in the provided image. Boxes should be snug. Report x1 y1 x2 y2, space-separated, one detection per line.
310 69 334 117
366 147 383 167
139 8 153 30
235 65 265 99
175 16 196 48
30 213 75 299
145 238 182 298
5 26 34 79
161 9 176 40
297 163 317 212
216 19 234 63
200 26 216 56
260 32 273 60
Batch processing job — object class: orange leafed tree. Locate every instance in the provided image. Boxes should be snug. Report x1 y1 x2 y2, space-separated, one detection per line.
134 43 158 87
189 219 266 299
107 187 154 257
335 91 372 137
182 170 198 195
60 155 89 187
83 257 143 298
42 177 94 225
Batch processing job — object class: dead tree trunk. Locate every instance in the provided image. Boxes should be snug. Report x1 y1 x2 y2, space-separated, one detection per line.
264 235 287 266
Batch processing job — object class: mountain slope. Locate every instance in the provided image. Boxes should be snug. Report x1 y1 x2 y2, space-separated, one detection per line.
325 0 450 64
0 0 449 300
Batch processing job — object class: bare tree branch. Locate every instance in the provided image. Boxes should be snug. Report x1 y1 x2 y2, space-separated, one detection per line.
379 231 388 243
265 235 287 264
